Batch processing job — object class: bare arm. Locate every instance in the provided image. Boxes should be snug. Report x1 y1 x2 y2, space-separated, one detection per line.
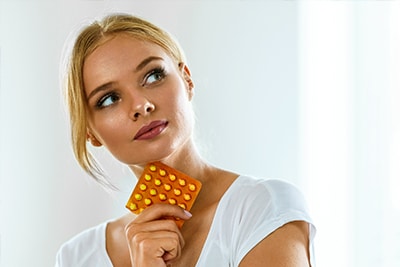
239 221 311 267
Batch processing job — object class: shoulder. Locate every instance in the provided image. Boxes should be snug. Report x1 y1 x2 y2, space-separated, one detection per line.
56 222 110 266
218 175 315 244
217 176 315 265
226 176 310 215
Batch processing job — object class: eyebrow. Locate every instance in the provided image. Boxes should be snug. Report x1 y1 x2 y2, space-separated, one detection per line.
87 82 114 102
86 56 164 101
135 56 163 72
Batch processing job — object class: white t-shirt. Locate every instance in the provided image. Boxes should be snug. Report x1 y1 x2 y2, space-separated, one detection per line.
56 176 316 266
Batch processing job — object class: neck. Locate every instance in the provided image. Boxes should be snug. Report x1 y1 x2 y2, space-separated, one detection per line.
129 139 216 184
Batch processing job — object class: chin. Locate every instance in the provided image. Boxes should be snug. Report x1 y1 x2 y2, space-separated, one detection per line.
121 134 191 166
125 148 177 166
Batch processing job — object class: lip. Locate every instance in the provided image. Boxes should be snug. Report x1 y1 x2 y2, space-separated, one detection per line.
134 120 168 140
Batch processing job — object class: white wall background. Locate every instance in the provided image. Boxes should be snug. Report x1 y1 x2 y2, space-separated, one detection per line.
0 1 399 267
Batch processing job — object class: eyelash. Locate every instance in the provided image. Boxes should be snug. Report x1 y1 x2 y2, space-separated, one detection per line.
94 67 166 109
143 67 166 86
96 92 120 109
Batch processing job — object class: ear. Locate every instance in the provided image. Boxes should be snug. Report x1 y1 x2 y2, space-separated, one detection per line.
86 131 102 147
179 63 195 100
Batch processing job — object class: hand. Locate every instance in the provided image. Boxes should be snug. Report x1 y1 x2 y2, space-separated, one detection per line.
125 204 192 267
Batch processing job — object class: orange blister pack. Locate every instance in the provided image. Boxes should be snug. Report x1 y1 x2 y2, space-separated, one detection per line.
126 161 202 227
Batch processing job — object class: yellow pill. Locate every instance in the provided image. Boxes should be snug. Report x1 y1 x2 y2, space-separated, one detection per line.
174 189 182 196
188 184 196 191
169 198 177 205
183 193 191 201
144 198 152 205
159 169 166 176
149 165 157 171
154 179 162 186
179 203 186 210
139 184 147 191
159 193 167 201
129 203 138 211
169 174 176 181
150 189 157 196
144 174 152 181
164 184 172 191
134 194 142 201
178 179 186 186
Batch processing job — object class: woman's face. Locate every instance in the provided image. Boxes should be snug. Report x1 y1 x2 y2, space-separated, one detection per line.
83 34 194 166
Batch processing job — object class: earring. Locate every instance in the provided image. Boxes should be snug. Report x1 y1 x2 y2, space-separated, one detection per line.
86 132 102 147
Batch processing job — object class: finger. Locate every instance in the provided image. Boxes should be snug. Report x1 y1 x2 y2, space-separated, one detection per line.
125 219 183 241
127 231 182 266
149 236 181 265
133 203 192 224
133 231 182 255
125 219 185 248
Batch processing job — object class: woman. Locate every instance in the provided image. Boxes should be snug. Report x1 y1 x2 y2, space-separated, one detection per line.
56 13 315 267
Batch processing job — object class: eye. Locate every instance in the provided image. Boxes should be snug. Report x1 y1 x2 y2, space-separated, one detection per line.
96 92 120 108
143 67 166 86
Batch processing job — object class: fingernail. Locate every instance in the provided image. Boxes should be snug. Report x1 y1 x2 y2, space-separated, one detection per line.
183 209 192 218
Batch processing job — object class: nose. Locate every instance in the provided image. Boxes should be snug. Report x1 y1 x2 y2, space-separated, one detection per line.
131 97 155 121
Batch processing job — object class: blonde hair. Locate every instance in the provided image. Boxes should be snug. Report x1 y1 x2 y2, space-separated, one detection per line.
65 13 186 183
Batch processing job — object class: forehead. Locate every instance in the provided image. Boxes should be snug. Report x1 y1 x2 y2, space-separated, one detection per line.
84 34 169 68
82 34 173 92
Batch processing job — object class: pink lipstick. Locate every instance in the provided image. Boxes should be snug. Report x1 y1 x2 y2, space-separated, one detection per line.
134 120 168 140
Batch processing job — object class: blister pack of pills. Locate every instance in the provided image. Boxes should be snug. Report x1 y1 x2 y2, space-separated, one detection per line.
126 161 202 227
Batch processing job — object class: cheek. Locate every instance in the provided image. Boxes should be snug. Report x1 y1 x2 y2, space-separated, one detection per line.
90 113 132 144
174 96 195 131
